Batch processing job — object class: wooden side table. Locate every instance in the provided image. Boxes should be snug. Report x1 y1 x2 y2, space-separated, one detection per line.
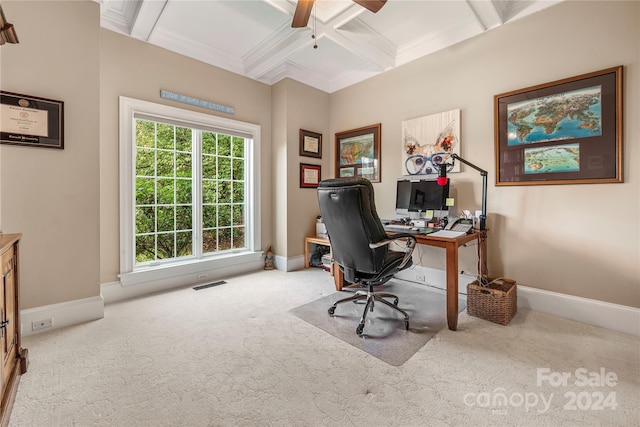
303 236 333 275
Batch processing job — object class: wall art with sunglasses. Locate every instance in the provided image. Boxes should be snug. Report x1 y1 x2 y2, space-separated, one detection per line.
401 109 460 176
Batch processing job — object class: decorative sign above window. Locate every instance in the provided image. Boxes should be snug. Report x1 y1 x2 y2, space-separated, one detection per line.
160 90 235 115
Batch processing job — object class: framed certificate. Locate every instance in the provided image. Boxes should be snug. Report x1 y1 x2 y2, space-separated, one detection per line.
1 91 64 149
299 129 322 158
300 163 321 188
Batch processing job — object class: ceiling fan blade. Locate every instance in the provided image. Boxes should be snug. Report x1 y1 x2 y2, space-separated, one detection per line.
352 0 387 13
292 0 314 28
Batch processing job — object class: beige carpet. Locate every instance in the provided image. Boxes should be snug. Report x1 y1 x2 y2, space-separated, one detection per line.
10 268 640 426
290 281 464 366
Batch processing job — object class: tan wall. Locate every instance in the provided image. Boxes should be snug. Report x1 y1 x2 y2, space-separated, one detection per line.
285 80 330 257
329 1 640 307
271 79 329 258
99 30 273 284
0 1 101 309
0 0 637 312
270 82 288 256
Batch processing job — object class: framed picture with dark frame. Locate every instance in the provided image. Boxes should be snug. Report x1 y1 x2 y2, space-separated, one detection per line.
494 66 622 186
335 123 381 183
300 163 321 188
299 129 322 158
0 91 64 149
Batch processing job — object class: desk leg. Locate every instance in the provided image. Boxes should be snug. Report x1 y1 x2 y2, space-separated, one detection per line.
445 242 458 331
304 238 310 269
334 264 343 291
478 232 488 277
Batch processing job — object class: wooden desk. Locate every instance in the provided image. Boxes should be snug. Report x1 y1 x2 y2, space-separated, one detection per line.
332 231 487 331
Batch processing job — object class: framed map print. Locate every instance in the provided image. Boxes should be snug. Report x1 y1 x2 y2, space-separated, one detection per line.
494 66 622 185
335 124 381 183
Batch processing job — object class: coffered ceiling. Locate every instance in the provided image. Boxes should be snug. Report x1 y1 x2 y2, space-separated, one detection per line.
97 0 562 93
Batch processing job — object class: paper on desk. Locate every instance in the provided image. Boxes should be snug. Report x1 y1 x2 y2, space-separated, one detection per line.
429 230 467 238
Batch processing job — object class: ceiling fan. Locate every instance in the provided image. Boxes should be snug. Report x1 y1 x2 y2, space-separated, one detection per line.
291 0 387 28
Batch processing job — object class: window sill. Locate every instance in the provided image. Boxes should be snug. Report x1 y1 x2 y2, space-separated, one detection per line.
118 250 263 287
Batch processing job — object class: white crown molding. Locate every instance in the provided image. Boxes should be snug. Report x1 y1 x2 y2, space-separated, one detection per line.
150 27 246 76
396 16 483 67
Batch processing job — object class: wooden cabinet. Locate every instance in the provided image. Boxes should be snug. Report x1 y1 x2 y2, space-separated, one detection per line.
0 234 27 427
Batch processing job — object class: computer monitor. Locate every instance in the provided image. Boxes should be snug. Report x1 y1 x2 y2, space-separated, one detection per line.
395 179 412 214
408 179 449 214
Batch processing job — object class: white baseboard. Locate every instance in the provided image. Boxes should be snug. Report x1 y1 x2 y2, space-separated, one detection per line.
394 265 639 336
396 265 640 336
22 263 639 338
21 295 104 337
275 254 304 272
101 259 264 303
517 285 640 337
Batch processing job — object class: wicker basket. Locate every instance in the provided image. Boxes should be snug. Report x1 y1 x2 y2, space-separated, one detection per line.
467 277 517 325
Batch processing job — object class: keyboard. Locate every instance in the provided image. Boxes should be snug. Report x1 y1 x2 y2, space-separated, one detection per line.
385 224 434 234
384 224 440 235
384 224 415 231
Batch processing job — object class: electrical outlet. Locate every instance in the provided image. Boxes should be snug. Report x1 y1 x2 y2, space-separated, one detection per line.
197 274 207 280
416 274 426 282
32 318 53 331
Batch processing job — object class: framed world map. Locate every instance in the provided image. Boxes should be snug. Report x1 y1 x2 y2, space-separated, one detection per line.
494 66 622 185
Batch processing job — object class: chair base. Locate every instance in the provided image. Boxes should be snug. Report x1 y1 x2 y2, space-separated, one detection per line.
328 285 410 336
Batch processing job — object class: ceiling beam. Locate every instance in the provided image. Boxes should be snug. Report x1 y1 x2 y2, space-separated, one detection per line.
242 23 315 79
130 0 167 41
331 19 396 71
98 0 142 35
465 0 504 31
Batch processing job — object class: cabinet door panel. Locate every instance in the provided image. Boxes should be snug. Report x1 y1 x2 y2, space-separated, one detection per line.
1 248 16 386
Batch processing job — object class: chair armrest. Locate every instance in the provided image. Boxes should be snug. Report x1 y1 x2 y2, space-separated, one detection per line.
368 233 416 248
369 233 417 269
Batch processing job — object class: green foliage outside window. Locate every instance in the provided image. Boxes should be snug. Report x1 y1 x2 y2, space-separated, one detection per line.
134 120 246 264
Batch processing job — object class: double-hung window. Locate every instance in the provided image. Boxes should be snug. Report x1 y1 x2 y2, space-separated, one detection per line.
119 97 261 286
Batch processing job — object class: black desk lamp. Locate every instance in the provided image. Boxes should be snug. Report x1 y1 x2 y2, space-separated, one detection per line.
437 153 487 231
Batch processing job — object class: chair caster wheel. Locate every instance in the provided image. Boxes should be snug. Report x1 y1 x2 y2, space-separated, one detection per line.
356 324 365 336
393 298 399 306
404 319 410 330
328 306 336 316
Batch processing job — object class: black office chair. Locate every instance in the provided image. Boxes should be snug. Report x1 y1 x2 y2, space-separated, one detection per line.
317 177 417 336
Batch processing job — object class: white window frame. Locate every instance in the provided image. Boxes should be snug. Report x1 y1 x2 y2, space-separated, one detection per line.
118 96 262 286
